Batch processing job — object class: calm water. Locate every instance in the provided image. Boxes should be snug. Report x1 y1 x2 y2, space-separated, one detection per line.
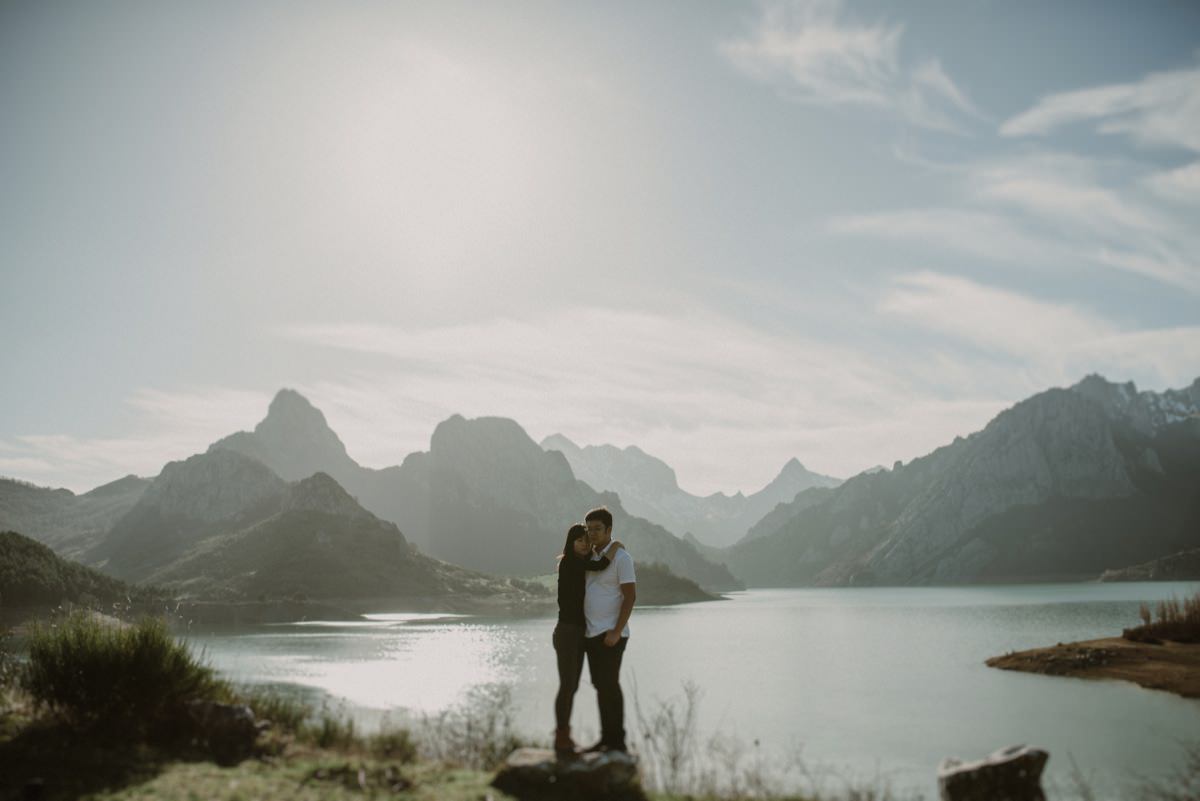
189 584 1200 798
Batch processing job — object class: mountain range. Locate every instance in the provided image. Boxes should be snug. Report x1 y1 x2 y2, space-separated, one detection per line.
724 375 1200 586
2 373 1196 595
540 435 841 548
209 393 740 590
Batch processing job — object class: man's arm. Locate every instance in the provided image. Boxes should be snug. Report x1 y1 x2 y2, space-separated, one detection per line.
605 582 636 647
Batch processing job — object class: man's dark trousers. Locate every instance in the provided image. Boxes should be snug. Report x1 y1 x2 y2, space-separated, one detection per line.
584 634 628 749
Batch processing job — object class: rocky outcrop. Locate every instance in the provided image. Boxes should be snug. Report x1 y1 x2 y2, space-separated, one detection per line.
492 748 645 801
542 434 841 548
938 745 1048 801
725 375 1200 586
1072 374 1200 435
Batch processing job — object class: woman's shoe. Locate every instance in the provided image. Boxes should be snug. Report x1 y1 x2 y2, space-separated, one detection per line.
554 727 577 758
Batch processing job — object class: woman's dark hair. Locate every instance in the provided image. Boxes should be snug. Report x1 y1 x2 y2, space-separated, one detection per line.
562 523 588 560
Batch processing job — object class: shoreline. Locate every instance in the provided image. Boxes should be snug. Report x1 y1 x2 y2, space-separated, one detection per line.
986 636 1200 699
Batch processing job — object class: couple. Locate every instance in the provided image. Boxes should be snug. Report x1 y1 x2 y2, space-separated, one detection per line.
553 506 636 758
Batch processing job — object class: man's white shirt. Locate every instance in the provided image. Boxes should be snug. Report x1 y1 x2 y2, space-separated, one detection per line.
584 543 636 638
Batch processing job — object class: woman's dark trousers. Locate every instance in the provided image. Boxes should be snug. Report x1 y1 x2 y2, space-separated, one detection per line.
553 623 586 730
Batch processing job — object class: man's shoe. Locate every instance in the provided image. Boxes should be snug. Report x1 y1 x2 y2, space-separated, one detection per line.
580 740 607 754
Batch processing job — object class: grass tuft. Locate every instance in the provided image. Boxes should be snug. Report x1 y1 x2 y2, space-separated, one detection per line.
1124 591 1200 643
21 610 227 732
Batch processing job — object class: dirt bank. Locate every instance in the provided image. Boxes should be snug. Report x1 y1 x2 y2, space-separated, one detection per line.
987 637 1200 699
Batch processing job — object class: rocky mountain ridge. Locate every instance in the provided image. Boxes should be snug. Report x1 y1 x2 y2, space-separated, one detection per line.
724 375 1200 586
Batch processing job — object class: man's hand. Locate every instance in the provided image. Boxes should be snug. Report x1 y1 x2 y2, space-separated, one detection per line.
603 629 621 647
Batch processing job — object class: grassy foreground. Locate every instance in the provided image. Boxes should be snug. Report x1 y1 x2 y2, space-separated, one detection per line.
0 611 848 801
0 611 521 801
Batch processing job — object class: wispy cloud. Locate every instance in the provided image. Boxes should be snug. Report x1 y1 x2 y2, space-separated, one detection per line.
879 271 1200 389
834 146 1200 293
720 0 983 133
1001 66 1200 152
1146 161 1200 204
879 272 1113 359
970 153 1164 234
0 388 271 493
277 309 1020 493
828 207 1061 265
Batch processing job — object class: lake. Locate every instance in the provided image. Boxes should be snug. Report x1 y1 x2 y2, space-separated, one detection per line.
188 583 1200 799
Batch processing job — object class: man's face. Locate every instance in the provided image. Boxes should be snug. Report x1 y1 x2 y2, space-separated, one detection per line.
586 519 611 549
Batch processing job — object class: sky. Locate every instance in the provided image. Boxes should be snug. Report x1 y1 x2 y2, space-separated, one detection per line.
2 0 1199 496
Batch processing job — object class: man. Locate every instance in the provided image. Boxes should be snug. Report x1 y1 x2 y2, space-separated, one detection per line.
582 506 636 753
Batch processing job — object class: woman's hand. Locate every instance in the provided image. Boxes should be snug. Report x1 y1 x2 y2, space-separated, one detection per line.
609 540 625 553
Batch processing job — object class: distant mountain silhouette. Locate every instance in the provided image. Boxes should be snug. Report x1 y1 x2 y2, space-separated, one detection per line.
407 415 740 589
144 472 514 603
78 450 535 604
0 475 150 559
209 392 740 590
541 435 841 547
725 375 1200 586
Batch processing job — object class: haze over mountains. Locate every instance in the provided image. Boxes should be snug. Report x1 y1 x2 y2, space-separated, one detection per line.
541 434 841 548
211 394 741 590
2 373 1197 598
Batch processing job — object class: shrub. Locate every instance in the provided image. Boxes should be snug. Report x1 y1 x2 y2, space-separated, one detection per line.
418 684 526 769
368 725 418 762
1124 591 1200 644
239 685 311 733
22 611 227 731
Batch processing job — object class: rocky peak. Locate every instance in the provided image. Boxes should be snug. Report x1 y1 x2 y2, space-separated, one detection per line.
210 389 358 482
541 434 679 496
1070 374 1137 415
284 472 375 521
755 457 841 502
540 433 579 455
256 389 349 457
429 414 581 513
82 474 150 499
140 449 287 523
1070 373 1200 434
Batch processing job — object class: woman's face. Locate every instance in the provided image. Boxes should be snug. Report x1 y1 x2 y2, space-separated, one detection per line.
572 536 591 557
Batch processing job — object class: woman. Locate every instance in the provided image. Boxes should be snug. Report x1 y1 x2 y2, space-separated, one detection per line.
553 522 623 757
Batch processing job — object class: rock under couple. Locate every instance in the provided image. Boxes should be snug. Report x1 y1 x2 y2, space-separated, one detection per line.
552 506 636 758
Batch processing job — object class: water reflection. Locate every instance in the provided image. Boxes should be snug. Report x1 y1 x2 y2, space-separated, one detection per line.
188 583 1200 799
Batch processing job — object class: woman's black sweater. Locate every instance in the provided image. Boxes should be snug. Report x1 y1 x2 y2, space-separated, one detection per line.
556 552 611 626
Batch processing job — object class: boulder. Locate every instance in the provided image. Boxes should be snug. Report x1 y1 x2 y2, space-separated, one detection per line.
492 747 646 801
938 744 1048 801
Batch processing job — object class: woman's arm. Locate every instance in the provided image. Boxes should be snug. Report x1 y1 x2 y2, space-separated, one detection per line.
582 540 623 571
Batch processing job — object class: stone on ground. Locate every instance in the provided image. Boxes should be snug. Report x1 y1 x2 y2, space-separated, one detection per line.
492 747 646 801
938 744 1048 801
